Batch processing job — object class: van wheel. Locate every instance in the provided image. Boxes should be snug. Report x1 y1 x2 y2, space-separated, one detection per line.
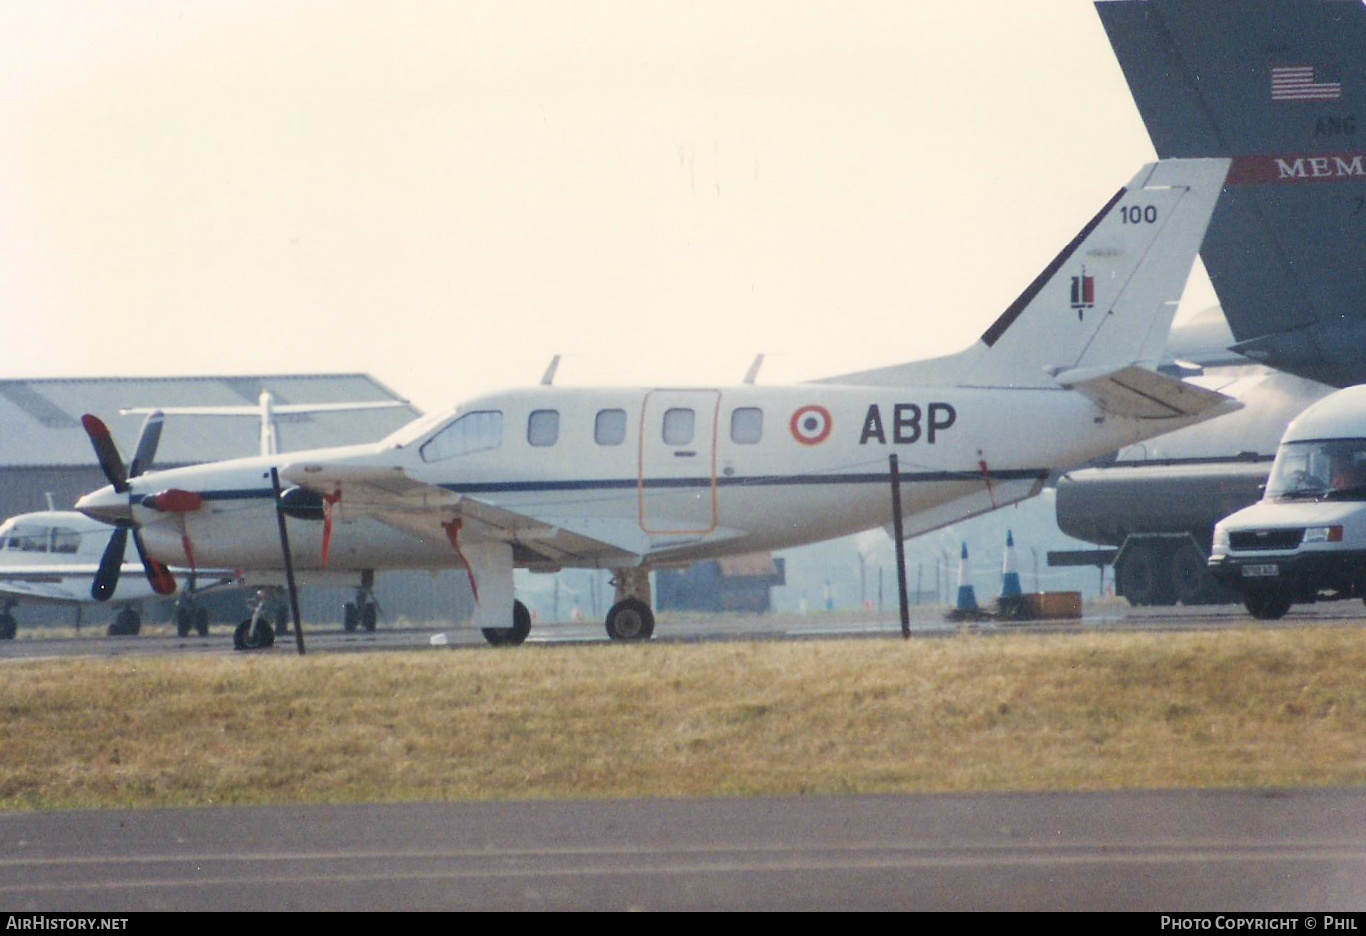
1244 590 1292 621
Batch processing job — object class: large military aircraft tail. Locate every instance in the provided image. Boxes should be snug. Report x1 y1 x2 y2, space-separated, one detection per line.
826 158 1230 409
1096 0 1366 387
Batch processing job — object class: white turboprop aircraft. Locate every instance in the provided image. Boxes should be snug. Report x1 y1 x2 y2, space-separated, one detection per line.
0 508 238 638
74 159 1236 650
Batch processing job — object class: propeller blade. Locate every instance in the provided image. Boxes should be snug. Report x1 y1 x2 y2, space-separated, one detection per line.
92 526 128 601
80 414 129 493
132 529 177 596
128 410 164 479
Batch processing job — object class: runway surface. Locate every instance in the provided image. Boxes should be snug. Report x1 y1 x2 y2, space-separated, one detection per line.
2 599 1363 661
2 789 1364 911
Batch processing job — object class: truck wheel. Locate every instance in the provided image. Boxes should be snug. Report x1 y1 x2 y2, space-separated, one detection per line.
1117 545 1174 607
1171 542 1215 606
1244 590 1292 621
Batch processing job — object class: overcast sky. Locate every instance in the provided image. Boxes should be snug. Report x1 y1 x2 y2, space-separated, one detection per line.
0 0 1210 414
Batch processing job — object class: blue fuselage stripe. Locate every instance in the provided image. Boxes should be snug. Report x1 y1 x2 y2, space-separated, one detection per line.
191 468 1048 503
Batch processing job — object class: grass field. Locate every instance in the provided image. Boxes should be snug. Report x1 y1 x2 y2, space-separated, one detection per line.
1 625 1364 810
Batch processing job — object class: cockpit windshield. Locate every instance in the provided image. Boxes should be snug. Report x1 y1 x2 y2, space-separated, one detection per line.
1265 439 1366 501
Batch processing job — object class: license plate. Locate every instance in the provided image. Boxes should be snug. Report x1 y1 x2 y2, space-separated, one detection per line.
1242 564 1280 578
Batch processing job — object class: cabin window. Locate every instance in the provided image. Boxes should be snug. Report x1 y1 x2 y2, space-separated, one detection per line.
50 528 79 554
663 408 695 446
595 409 627 446
731 407 763 445
7 527 47 552
527 409 560 447
420 410 504 462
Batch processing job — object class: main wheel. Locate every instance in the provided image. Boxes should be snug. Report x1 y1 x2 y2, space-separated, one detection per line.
361 601 378 632
0 613 16 640
482 599 532 647
605 598 655 641
108 608 141 637
195 606 210 637
343 602 359 633
175 604 195 638
1244 589 1292 621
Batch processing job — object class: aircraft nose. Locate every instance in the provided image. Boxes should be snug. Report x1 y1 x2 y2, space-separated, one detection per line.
75 485 131 525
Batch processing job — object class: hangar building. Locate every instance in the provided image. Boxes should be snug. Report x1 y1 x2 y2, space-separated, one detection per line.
0 374 474 630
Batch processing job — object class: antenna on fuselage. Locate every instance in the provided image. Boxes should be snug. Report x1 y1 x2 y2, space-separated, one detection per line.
540 355 562 386
743 354 765 385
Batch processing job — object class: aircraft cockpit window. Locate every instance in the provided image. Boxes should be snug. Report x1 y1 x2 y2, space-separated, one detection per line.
663 408 695 446
527 410 560 447
731 407 763 445
595 409 627 446
51 528 80 554
7 526 48 552
420 411 504 462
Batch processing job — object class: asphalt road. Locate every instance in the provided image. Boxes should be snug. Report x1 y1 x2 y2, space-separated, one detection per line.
2 789 1364 911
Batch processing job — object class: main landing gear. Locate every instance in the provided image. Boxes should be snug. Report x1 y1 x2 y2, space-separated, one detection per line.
174 596 211 638
107 606 141 637
482 599 532 647
605 568 655 641
0 601 16 640
233 589 280 651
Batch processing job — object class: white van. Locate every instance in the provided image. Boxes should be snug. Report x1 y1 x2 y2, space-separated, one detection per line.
1208 384 1366 619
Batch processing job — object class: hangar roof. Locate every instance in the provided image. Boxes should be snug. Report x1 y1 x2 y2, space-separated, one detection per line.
0 374 421 468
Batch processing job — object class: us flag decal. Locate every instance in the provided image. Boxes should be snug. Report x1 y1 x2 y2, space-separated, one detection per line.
1271 65 1341 102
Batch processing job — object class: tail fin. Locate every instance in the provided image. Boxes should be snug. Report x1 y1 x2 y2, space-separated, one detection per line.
825 158 1229 389
1097 0 1366 387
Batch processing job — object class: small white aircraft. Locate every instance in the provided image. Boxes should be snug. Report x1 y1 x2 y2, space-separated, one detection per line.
0 392 410 640
74 159 1237 650
0 507 238 638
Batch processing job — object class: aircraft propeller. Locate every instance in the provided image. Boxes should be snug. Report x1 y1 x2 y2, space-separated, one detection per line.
80 411 181 601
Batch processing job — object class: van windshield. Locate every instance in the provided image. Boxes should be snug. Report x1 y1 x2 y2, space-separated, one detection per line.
1265 439 1366 501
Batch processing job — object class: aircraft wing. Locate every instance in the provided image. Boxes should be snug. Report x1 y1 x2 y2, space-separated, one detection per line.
279 462 649 567
0 565 238 603
1052 364 1243 421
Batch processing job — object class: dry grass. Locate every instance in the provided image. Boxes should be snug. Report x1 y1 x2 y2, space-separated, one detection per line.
1 627 1364 809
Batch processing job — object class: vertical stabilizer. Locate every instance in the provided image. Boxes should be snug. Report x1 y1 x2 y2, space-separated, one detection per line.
825 158 1229 388
1097 0 1366 386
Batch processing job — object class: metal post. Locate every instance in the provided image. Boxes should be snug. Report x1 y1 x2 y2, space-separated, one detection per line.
270 467 306 656
889 454 910 639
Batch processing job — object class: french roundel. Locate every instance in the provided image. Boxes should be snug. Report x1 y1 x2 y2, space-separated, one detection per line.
790 405 833 446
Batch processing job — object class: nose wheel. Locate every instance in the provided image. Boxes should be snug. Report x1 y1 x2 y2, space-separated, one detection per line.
174 597 211 637
343 589 380 633
233 590 278 651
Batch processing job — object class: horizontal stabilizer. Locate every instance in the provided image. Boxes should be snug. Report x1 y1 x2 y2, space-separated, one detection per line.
1055 364 1243 420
